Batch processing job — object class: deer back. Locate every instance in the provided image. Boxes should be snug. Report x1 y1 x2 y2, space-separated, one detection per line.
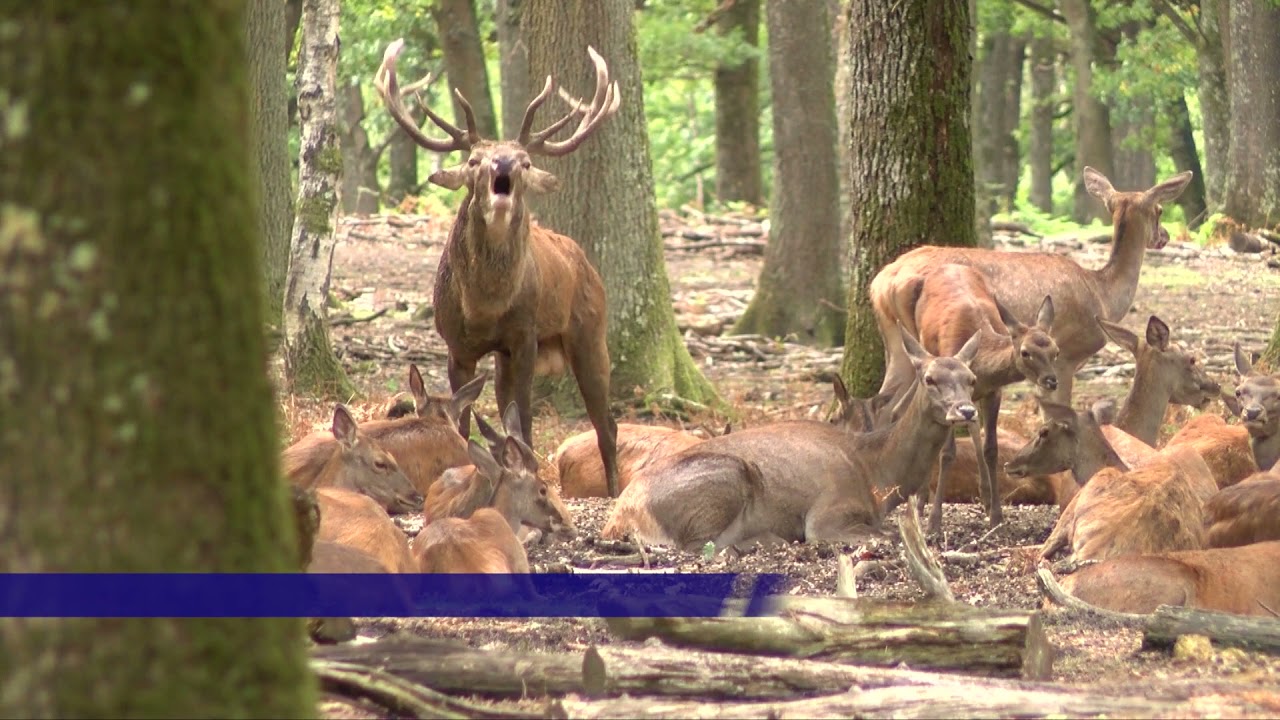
554 423 706 498
1205 471 1280 548
309 540 394 573
1164 414 1256 489
415 507 531 573
315 487 416 573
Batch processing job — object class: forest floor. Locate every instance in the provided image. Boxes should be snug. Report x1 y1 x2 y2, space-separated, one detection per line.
294 209 1280 718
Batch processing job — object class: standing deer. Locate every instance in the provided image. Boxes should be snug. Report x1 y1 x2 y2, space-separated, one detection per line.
601 329 983 552
374 40 622 496
872 167 1192 420
874 261 1060 532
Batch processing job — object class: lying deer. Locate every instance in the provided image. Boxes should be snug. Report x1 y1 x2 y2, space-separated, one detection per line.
1165 414 1256 489
601 329 983 552
1204 470 1280 548
872 167 1192 410
314 487 417 573
874 260 1060 532
415 407 568 572
375 40 622 496
1055 541 1280 617
1006 399 1216 563
283 405 422 514
284 368 485 498
1222 342 1280 472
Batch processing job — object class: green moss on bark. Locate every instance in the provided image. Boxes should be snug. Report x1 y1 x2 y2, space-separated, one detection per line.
285 310 356 400
0 2 314 716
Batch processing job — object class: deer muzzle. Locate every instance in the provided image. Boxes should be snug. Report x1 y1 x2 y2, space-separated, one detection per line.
947 404 978 423
1040 375 1059 391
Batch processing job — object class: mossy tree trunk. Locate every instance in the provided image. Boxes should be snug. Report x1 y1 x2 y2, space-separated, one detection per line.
733 0 844 347
434 0 500 140
0 2 314 715
838 0 977 398
1197 0 1230 211
1222 0 1280 230
522 0 720 410
713 0 764 207
284 0 355 399
245 0 293 340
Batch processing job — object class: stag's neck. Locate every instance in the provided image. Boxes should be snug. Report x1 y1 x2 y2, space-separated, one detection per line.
968 333 1024 398
863 384 954 495
1071 419 1129 485
1096 215 1152 321
447 193 533 298
1115 363 1170 446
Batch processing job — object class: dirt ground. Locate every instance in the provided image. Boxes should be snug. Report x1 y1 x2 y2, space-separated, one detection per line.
298 211 1280 717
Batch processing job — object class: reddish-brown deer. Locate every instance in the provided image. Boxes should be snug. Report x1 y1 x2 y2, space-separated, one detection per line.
1165 414 1256 489
1204 470 1280 548
601 329 983 552
284 367 485 498
283 405 422 514
552 424 707 499
1005 399 1216 563
1055 541 1280 617
874 261 1060 532
1222 342 1280 472
872 167 1192 411
314 487 417 573
374 40 622 496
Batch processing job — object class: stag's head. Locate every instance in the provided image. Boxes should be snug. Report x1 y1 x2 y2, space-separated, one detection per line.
375 39 620 229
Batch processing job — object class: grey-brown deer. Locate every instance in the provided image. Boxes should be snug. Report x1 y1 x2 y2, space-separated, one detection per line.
601 329 982 552
374 39 622 497
872 167 1192 412
283 405 422 514
873 261 1060 532
1222 342 1280 472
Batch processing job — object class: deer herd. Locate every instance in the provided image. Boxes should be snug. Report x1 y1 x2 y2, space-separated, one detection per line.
283 38 1280 626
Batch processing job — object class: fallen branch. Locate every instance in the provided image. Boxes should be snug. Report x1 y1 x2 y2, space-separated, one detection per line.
1142 605 1280 657
899 500 954 601
312 659 541 719
990 220 1044 238
1035 567 1147 623
329 307 389 327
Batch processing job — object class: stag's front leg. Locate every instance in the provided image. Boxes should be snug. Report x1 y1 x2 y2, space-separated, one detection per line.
503 334 539 446
448 356 480 440
980 393 1003 526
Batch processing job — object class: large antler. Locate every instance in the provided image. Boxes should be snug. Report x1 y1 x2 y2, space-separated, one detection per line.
374 39 480 154
518 46 621 157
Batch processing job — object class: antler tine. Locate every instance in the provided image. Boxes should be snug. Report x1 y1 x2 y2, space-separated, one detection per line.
374 39 474 154
523 46 622 157
517 75 557 146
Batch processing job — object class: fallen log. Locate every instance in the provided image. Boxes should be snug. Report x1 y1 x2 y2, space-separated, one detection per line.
312 659 541 719
1142 605 1280 656
606 596 1054 680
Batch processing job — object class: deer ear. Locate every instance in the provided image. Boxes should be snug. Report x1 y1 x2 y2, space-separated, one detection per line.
525 167 561 194
1234 342 1254 377
408 364 428 407
1222 388 1242 417
474 412 503 450
1145 316 1170 352
1036 295 1055 331
449 373 487 425
467 439 503 480
1098 316 1139 357
1090 398 1117 426
995 297 1026 337
1145 171 1193 205
899 323 932 367
332 405 359 447
832 375 850 407
501 402 523 441
429 165 469 191
1083 167 1116 208
954 331 983 366
1036 398 1076 425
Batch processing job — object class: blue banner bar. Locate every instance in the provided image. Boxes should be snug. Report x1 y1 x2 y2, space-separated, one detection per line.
0 573 787 618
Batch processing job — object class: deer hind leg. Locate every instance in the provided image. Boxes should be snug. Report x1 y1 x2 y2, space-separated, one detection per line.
979 393 1002 527
448 356 481 440
925 431 957 535
566 330 619 498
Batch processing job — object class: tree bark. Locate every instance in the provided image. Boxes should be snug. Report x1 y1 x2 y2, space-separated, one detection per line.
434 0 500 140
712 0 763 207
1060 0 1114 224
1167 94 1208 228
1027 34 1057 214
338 81 380 214
1222 0 1280 229
733 0 844 346
1142 605 1280 656
522 0 719 406
839 0 977 397
245 0 293 335
1109 24 1155 194
0 2 314 715
974 21 1024 222
607 597 1052 680
496 0 531 139
284 0 354 398
1197 0 1230 212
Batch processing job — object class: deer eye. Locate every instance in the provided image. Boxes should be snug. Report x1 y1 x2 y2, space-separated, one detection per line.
521 160 531 169
539 485 548 497
468 157 480 167
1038 427 1050 439
374 460 391 472
923 376 936 387
1020 350 1031 359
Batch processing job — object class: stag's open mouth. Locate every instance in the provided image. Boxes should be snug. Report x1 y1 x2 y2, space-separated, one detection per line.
492 173 513 196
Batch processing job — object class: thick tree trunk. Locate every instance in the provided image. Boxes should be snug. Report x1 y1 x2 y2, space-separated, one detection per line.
1168 95 1208 228
338 81 380 214
1027 34 1057 214
284 0 354 398
386 128 419 203
1222 0 1280 229
1060 0 1114 224
839 0 977 397
522 0 719 406
1197 0 1230 211
712 0 763 207
245 0 293 335
0 2 314 715
434 0 500 140
286 0 304 126
496 0 531 139
733 0 844 346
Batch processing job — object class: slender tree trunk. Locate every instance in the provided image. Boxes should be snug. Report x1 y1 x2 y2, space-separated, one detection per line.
1110 24 1155 193
713 0 763 207
733 0 843 346
834 4 854 273
1198 0 1230 211
1223 0 1280 229
523 0 719 406
497 0 531 139
337 81 380 214
245 0 293 337
0 2 314 715
286 0 304 127
284 0 354 398
1060 0 1114 224
1168 94 1208 228
1027 34 1057 214
999 35 1026 211
974 26 1025 225
434 0 499 140
839 0 976 397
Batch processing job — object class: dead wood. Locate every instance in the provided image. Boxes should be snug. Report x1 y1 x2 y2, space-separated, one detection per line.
1142 605 1280 656
899 500 954 601
312 659 543 719
1035 567 1148 623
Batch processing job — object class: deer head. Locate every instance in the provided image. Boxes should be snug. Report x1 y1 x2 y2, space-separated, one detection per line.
999 294 1059 394
1083 166 1192 251
1098 315 1219 410
900 324 980 426
375 39 620 229
1224 343 1280 438
470 403 573 534
324 404 422 514
1004 399 1085 478
407 364 487 427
